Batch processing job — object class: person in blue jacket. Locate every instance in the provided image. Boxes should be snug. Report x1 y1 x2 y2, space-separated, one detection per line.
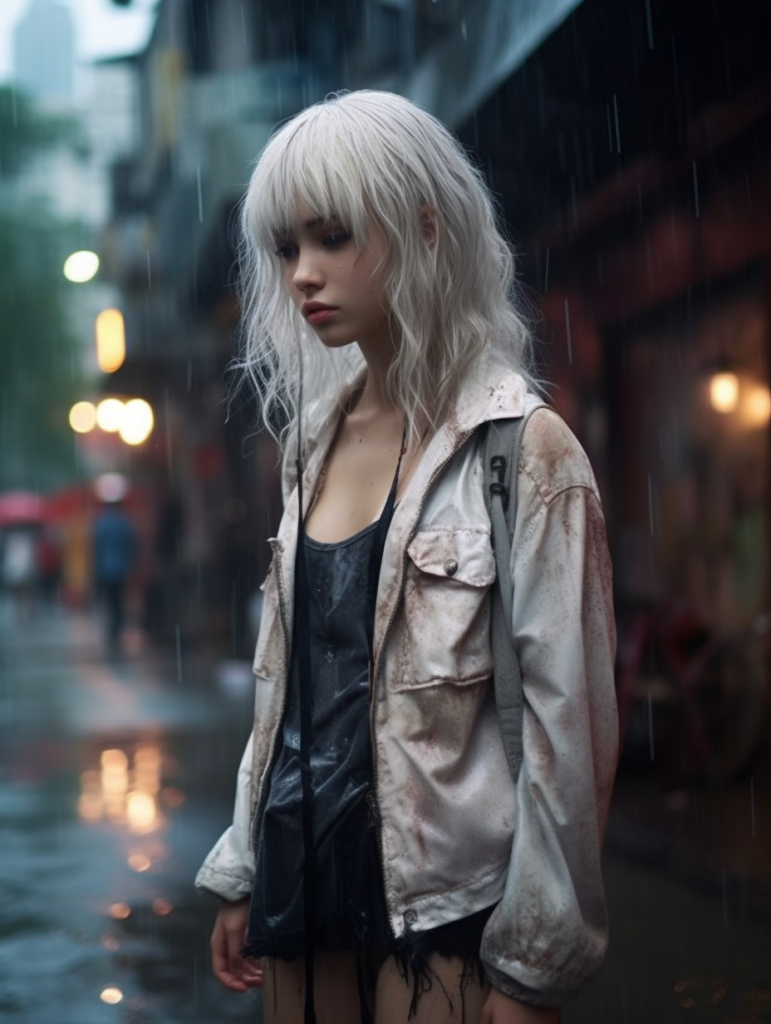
92 498 137 655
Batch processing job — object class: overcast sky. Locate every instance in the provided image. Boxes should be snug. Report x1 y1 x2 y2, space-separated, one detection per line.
0 0 158 88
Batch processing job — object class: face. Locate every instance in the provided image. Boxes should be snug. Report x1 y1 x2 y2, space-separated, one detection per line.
273 199 392 353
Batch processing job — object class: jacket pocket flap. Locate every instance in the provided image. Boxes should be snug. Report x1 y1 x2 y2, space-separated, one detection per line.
406 528 495 587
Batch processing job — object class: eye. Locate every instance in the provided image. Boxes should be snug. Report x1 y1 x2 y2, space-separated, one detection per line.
274 241 297 260
323 232 351 248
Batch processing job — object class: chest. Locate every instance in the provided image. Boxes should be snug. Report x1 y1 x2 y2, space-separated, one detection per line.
305 433 409 544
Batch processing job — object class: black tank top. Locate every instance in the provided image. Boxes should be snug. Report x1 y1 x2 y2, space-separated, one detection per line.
246 521 390 954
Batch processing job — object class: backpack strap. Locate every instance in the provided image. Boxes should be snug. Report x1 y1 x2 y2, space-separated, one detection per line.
484 398 547 783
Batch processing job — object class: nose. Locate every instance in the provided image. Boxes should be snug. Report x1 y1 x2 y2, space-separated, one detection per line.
292 247 323 293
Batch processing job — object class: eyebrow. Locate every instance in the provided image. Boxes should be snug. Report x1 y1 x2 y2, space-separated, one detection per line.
272 214 343 238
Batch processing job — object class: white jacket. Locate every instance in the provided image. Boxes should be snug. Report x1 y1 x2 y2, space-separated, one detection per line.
195 367 618 1007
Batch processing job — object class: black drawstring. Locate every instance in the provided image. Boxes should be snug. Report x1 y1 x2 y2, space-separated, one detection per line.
295 453 318 1024
294 423 407 1024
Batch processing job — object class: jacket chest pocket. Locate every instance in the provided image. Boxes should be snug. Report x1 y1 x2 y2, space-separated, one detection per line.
395 527 496 690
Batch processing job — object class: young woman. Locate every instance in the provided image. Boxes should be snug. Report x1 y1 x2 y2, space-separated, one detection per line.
196 90 618 1024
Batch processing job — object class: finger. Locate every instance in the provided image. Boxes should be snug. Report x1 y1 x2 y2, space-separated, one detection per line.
211 928 248 992
242 963 264 988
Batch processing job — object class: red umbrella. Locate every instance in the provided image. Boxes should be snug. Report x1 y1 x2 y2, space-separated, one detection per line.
0 491 48 526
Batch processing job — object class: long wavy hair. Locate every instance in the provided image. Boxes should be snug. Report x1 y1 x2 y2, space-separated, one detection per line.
236 89 540 450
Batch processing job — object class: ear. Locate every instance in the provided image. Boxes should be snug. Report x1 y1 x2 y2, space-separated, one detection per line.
419 205 438 250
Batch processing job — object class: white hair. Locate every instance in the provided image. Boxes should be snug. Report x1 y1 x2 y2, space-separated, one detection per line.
236 89 541 449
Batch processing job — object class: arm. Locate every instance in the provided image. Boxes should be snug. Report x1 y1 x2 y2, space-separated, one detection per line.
480 420 618 1008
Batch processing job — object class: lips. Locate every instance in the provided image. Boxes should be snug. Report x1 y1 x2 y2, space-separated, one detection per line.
302 301 338 324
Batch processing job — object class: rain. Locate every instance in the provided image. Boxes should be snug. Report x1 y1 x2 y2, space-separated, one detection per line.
1 0 770 1021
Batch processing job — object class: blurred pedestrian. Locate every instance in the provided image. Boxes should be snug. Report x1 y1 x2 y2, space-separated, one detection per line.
92 498 137 656
197 91 617 1024
36 525 62 605
1 528 38 620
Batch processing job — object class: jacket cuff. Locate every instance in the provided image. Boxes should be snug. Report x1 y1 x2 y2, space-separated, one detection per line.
482 961 570 1009
194 862 253 903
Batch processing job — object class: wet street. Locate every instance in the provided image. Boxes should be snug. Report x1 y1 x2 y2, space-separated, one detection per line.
0 599 260 1024
2 599 771 1023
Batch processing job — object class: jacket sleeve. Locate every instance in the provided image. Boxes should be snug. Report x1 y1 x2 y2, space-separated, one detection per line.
194 731 256 902
480 414 618 1006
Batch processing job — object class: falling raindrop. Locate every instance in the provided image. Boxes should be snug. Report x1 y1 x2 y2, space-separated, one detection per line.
176 624 183 683
564 298 572 365
645 0 654 49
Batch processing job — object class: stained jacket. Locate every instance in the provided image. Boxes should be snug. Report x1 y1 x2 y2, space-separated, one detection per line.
195 367 618 1007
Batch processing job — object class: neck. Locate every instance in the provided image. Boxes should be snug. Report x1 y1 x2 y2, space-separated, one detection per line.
355 332 399 419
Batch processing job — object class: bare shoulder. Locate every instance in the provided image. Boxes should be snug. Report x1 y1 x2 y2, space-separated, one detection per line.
519 404 600 505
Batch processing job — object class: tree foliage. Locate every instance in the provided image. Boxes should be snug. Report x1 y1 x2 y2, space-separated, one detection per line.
0 86 84 180
0 86 86 491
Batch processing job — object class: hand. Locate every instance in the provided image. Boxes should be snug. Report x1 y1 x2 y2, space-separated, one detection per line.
481 988 560 1024
210 897 264 992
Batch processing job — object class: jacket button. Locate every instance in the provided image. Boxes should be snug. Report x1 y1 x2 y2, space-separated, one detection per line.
404 909 418 926
444 558 459 576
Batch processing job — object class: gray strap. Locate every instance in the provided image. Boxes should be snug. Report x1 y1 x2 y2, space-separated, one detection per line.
484 401 546 783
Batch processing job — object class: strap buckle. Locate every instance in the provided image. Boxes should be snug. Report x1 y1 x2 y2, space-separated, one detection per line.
489 453 509 512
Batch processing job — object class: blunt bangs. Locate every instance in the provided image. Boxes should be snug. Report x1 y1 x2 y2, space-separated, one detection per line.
246 108 376 253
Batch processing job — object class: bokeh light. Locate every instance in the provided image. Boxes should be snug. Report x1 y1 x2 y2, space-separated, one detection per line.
69 401 97 434
119 399 154 445
96 308 126 373
709 372 739 413
96 398 124 433
63 250 100 283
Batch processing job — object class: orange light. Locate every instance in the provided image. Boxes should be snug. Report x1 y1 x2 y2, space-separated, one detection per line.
709 372 738 413
128 852 152 872
96 309 126 373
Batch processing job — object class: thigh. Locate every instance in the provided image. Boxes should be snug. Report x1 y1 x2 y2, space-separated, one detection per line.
261 950 369 1024
375 953 490 1024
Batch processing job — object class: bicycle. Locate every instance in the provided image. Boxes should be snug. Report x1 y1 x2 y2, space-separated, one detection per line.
615 600 770 782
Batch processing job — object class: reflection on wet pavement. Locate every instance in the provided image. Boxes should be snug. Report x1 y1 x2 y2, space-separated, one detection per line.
0 601 260 1023
3 599 771 1023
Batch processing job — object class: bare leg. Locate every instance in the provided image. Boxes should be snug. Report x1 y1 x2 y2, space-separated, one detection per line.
375 953 490 1023
261 950 371 1024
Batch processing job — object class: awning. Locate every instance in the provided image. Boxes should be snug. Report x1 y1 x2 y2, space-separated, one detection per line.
403 0 586 129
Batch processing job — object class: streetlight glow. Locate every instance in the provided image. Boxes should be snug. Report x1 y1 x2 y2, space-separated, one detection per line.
96 309 126 373
96 398 124 433
119 399 154 445
63 250 100 283
69 401 97 433
709 372 739 413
